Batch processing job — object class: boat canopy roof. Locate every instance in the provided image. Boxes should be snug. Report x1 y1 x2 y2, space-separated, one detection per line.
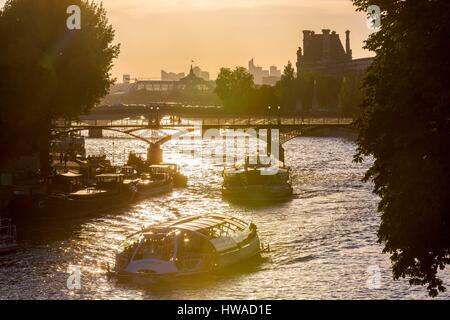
59 172 83 178
149 165 172 174
96 173 125 177
139 214 248 240
160 163 179 169
172 214 247 231
96 173 125 183
224 167 289 175
149 165 171 169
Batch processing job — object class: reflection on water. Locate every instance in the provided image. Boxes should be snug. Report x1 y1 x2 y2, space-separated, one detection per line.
0 135 447 299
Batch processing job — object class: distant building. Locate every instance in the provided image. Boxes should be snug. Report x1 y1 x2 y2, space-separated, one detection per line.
270 66 282 78
296 29 374 76
248 59 281 86
295 29 375 113
192 66 210 81
109 74 133 94
161 66 210 82
161 70 185 81
134 65 213 92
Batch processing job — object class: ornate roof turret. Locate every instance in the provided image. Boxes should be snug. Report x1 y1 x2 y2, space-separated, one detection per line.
179 64 209 88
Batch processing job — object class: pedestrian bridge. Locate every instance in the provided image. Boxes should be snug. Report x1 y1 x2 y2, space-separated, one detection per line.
53 116 353 144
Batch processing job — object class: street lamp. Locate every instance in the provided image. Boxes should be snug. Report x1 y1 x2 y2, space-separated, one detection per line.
156 106 160 126
268 106 272 124
150 106 154 125
277 106 281 125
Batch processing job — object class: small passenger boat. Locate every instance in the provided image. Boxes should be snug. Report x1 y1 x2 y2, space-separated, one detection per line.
45 173 138 216
222 164 293 203
111 214 264 280
160 163 188 188
0 218 18 255
49 172 83 194
137 165 174 197
120 166 140 183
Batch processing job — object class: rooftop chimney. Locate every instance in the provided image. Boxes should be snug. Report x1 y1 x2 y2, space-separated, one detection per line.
322 29 331 61
345 30 352 59
302 30 311 60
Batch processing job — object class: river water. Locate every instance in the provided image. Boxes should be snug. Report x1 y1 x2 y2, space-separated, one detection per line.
0 132 447 299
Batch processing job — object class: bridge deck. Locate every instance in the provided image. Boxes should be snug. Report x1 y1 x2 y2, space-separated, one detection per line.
54 117 353 129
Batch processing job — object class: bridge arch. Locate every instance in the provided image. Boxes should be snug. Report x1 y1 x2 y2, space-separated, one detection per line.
52 127 154 145
52 127 194 146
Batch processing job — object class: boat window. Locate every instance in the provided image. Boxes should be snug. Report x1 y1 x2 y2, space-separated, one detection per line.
96 175 124 189
201 222 243 239
149 167 170 180
140 173 152 180
103 176 122 183
119 234 142 254
228 217 248 230
177 232 213 258
134 235 175 261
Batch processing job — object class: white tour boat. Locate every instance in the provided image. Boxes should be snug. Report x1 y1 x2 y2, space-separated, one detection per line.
112 214 265 280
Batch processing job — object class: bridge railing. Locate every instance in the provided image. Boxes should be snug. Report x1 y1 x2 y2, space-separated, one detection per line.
200 117 353 126
54 117 353 128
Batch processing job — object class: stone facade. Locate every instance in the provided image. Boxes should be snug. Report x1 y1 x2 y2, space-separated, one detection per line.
296 29 373 77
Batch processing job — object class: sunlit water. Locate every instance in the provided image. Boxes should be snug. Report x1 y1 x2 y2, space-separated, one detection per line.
1 133 448 300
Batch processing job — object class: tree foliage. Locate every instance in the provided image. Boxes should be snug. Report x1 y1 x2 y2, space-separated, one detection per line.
276 61 297 112
0 0 119 172
215 67 254 112
353 0 450 296
315 73 342 110
297 72 342 115
339 73 364 117
298 73 315 115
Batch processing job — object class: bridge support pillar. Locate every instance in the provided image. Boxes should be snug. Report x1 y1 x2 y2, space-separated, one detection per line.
147 144 163 165
88 128 103 138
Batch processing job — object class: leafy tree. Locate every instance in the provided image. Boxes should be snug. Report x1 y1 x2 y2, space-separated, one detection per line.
353 0 450 296
298 73 315 115
297 72 341 115
252 85 278 112
339 73 364 117
315 73 342 110
215 68 233 104
276 61 296 112
0 0 119 175
215 67 254 112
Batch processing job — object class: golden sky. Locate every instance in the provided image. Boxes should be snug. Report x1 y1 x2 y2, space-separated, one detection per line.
1 0 373 80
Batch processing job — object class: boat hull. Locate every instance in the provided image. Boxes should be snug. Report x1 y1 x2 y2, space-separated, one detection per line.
136 181 173 197
216 233 261 268
0 243 18 255
42 187 137 218
222 185 293 203
173 174 188 188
